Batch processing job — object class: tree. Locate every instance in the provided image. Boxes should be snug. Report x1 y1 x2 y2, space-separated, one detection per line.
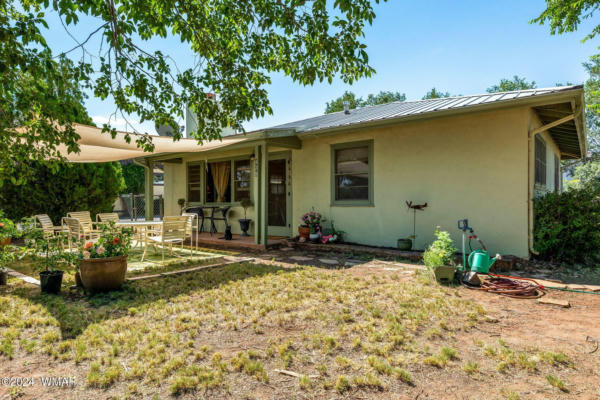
0 161 125 224
532 0 600 43
121 162 145 194
325 91 364 114
325 90 405 113
422 88 451 99
487 76 537 93
1 0 385 184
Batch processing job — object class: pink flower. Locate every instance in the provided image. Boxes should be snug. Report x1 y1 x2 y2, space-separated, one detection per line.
96 245 106 255
83 251 91 260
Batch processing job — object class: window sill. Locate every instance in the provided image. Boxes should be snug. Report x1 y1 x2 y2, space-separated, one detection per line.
330 201 374 208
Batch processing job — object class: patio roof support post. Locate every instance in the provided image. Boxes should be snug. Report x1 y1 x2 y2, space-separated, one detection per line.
144 159 154 221
260 143 269 246
253 144 261 245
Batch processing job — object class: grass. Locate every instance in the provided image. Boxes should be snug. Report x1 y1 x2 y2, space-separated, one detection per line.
546 374 567 391
0 261 575 398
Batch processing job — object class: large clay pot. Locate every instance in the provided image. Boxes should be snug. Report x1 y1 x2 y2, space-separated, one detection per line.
79 255 127 292
298 226 310 239
0 237 11 246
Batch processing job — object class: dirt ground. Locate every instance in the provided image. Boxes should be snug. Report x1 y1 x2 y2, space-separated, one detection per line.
1 247 599 400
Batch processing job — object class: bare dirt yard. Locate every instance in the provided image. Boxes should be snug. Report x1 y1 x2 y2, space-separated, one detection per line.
1 250 599 400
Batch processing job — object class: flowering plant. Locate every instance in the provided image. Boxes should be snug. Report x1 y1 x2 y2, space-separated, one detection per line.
0 211 18 241
301 210 324 232
79 222 132 260
24 229 75 272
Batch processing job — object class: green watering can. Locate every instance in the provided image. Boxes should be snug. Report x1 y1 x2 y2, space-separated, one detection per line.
468 250 501 273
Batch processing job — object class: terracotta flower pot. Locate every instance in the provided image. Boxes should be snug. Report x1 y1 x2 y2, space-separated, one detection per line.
0 237 11 246
298 226 310 239
79 255 127 292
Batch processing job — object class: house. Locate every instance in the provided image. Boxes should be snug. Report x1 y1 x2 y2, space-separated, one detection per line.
61 85 586 258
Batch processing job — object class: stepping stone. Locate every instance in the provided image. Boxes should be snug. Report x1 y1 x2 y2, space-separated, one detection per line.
290 256 314 261
319 258 339 265
280 247 294 251
383 267 400 271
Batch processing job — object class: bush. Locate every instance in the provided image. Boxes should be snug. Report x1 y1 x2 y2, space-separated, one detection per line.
0 161 125 224
533 186 600 263
423 229 457 267
121 162 145 194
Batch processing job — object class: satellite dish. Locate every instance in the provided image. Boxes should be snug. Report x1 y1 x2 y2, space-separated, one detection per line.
156 124 174 137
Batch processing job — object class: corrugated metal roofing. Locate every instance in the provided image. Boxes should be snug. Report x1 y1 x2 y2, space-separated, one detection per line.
268 85 583 133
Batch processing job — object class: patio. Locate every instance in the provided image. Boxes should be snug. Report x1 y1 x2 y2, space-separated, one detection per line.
192 231 288 251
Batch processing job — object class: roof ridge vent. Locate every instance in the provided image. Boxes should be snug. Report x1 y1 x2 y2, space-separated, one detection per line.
343 101 350 115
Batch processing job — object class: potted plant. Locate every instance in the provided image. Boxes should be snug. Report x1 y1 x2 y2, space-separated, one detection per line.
321 221 345 244
77 222 132 292
301 210 324 243
0 245 17 286
238 198 253 236
177 198 187 213
25 229 74 294
398 201 428 250
423 228 458 282
0 212 18 246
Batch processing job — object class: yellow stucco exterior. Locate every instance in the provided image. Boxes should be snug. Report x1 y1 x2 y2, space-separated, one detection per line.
160 104 570 258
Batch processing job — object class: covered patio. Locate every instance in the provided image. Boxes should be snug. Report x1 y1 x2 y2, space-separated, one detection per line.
59 123 302 249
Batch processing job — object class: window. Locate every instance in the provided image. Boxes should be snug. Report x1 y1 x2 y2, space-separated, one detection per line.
534 136 546 185
187 158 251 204
234 159 251 200
554 154 561 192
331 140 373 205
187 163 202 202
206 161 231 203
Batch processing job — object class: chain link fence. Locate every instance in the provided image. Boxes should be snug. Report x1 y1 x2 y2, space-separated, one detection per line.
116 194 164 220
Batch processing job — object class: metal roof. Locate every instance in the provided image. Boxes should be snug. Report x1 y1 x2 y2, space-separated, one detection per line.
268 85 584 134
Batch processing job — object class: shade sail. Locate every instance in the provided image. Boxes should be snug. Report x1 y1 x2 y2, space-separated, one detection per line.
50 123 249 162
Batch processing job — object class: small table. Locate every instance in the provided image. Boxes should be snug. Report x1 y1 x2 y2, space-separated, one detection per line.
116 220 163 248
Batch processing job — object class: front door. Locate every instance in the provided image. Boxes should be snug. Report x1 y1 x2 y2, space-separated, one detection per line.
267 155 291 237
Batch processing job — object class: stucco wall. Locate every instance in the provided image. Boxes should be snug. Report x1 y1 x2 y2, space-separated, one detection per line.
291 107 531 257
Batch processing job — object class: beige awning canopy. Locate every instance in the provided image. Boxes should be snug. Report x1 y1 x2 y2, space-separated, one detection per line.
52 123 249 163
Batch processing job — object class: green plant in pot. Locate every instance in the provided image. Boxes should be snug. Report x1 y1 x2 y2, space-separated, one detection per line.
177 198 187 213
0 212 18 246
0 245 17 286
238 198 253 237
25 229 75 294
423 228 457 282
77 222 133 292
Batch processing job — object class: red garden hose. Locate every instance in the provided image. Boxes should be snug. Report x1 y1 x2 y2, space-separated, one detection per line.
466 273 546 299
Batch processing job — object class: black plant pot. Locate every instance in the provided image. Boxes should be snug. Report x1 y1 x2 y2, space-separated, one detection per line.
39 270 64 294
238 219 251 237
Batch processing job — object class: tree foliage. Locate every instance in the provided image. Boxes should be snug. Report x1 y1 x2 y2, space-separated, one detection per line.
325 90 405 113
121 162 145 194
0 161 124 224
422 88 451 99
486 76 537 93
532 0 600 42
1 0 385 183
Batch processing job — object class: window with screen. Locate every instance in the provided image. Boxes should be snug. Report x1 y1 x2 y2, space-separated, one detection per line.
234 159 251 201
332 141 372 204
187 163 202 202
534 136 546 185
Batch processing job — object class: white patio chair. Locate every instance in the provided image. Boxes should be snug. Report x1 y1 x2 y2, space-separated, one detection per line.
141 216 189 264
34 214 68 239
181 212 198 256
63 217 99 251
67 211 101 236
96 212 120 224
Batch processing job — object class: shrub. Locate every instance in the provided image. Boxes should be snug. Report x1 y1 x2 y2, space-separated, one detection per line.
533 186 600 263
0 161 124 224
423 229 457 267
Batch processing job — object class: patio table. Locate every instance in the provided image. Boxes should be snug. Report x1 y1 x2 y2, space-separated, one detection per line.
116 220 163 249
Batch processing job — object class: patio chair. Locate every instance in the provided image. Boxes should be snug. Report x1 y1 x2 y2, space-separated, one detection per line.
96 212 120 224
67 211 100 235
63 217 99 251
183 207 206 234
141 216 189 264
181 212 198 255
209 206 231 235
34 214 68 239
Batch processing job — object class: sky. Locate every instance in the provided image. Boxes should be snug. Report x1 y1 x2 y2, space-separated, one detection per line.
42 0 599 134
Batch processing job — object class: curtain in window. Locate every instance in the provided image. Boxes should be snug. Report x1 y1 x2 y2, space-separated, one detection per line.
210 161 230 202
